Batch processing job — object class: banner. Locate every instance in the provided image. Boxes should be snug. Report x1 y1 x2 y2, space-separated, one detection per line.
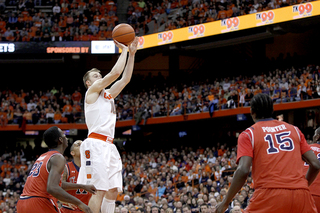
0 41 118 54
137 1 320 50
91 40 116 54
0 41 91 54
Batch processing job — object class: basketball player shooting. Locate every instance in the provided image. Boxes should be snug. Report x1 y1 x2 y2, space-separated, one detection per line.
78 37 139 213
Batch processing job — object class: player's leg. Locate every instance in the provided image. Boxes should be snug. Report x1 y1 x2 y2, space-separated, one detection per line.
88 190 106 213
78 138 107 213
101 145 122 213
101 188 118 213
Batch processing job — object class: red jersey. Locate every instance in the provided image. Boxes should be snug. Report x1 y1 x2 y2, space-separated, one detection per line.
21 150 63 199
237 119 311 190
61 161 91 211
303 143 320 196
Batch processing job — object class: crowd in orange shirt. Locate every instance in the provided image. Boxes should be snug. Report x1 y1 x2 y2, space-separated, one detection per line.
0 0 316 41
127 64 320 125
115 143 249 213
0 0 119 41
0 64 319 127
0 123 317 212
0 87 83 126
0 148 31 213
0 138 251 213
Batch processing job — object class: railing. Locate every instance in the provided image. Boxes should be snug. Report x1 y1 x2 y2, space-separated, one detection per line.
1 90 319 130
127 89 319 121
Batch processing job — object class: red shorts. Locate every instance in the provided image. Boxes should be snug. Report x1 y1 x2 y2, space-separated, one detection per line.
17 196 60 213
60 206 83 213
245 188 317 213
312 195 320 213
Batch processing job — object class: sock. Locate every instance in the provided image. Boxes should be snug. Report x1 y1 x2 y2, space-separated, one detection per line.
101 197 115 213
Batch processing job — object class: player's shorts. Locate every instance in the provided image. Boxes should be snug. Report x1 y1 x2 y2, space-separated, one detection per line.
312 195 320 213
17 196 60 213
77 133 122 192
60 206 83 213
245 188 317 213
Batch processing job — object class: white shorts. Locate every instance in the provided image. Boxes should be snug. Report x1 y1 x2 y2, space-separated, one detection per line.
77 138 123 192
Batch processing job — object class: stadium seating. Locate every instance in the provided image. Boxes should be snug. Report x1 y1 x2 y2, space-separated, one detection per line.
0 64 319 126
0 129 316 212
128 0 317 36
0 0 316 40
0 142 254 212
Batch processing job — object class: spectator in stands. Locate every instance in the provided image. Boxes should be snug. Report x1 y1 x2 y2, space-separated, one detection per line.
0 108 7 127
231 206 241 213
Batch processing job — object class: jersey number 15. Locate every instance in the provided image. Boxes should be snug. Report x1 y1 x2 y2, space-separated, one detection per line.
264 131 294 154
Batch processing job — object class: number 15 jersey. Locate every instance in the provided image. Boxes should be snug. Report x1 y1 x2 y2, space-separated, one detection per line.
237 118 311 190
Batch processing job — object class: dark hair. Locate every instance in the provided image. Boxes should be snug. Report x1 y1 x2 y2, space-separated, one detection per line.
151 206 160 213
43 126 61 148
250 93 273 119
137 208 146 213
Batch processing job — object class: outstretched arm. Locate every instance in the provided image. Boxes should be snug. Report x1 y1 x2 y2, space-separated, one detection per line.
61 165 97 193
109 37 138 99
62 181 97 194
87 41 129 94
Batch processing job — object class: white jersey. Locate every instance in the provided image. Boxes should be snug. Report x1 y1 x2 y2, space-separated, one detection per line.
85 89 116 138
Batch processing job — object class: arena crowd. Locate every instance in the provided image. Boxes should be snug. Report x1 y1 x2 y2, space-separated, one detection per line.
0 0 316 41
1 64 319 127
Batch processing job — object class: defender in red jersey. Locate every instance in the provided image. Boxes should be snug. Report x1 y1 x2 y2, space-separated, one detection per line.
217 93 320 213
61 140 92 213
304 127 320 212
16 127 96 213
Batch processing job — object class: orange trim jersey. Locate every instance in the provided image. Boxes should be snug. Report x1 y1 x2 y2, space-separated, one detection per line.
303 143 320 196
61 161 92 211
21 150 63 199
237 119 311 190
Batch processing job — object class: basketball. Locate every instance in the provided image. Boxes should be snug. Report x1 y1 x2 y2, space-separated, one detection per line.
112 24 135 46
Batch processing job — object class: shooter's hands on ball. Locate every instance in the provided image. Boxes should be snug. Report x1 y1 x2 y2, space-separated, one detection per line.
129 37 139 55
114 40 128 50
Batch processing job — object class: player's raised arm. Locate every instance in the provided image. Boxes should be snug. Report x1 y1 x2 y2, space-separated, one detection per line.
86 41 128 94
47 154 93 213
108 37 138 99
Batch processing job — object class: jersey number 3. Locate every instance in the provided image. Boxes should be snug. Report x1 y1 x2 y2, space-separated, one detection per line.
264 131 294 154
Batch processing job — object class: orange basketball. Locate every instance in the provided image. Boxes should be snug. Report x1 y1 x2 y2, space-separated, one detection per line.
112 24 135 46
